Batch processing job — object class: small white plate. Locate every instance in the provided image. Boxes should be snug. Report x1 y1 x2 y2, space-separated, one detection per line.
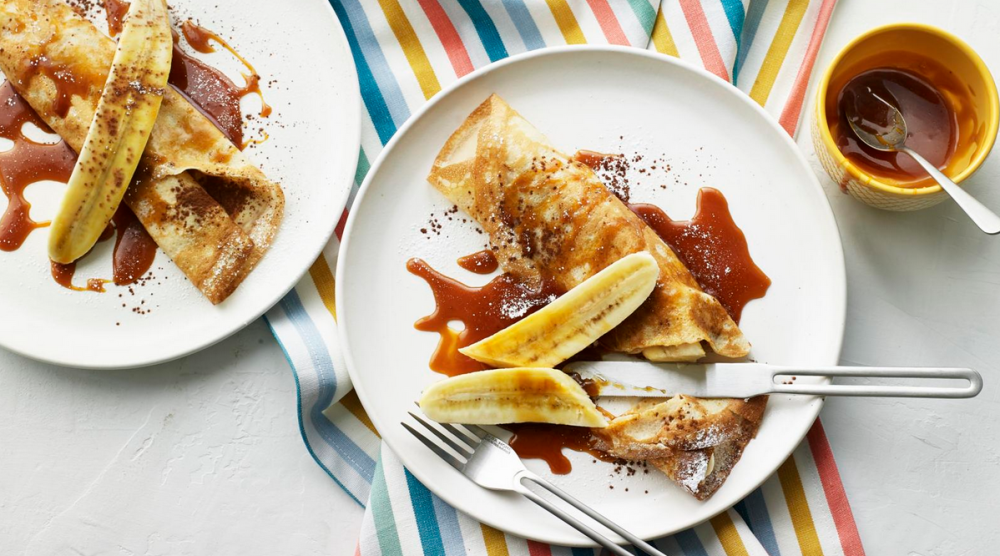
338 47 845 545
0 0 360 369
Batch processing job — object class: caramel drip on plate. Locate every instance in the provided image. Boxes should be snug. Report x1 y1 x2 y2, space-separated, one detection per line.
0 82 77 250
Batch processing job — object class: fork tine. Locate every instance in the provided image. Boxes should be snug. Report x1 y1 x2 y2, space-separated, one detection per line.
402 422 465 470
412 402 486 443
460 424 490 440
438 422 484 445
408 412 475 457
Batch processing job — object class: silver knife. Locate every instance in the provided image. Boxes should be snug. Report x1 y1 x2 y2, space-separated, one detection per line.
563 361 983 399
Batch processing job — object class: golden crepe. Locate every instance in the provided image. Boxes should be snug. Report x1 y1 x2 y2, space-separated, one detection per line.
427 94 748 361
596 396 766 500
0 0 283 303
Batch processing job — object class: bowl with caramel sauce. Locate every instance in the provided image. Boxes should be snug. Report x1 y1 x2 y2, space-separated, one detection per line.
813 23 998 210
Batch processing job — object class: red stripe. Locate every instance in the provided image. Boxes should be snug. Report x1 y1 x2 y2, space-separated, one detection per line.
585 0 629 45
777 0 837 135
677 0 730 81
335 208 349 241
526 540 553 556
807 419 867 556
417 0 475 77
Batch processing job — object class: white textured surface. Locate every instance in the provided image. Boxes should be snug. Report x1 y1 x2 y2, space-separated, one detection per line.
0 321 364 554
1 0 999 554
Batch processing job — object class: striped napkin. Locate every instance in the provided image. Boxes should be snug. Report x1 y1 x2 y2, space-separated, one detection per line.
266 0 866 554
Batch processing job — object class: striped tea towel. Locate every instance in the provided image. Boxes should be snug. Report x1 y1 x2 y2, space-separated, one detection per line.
265 0 866 554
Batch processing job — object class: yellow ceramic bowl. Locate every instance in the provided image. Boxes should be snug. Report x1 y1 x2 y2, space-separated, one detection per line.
812 23 999 211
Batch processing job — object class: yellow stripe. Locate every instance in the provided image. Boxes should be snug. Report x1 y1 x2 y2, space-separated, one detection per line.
480 524 510 556
778 456 825 555
377 0 441 99
748 0 809 107
544 0 587 45
339 390 379 437
308 255 337 322
710 512 751 556
650 10 679 56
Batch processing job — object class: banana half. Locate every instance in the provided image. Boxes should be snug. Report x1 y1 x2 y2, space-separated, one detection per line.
419 368 608 428
460 252 659 368
48 0 172 264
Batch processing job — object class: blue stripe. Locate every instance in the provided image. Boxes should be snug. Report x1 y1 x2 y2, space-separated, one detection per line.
456 0 509 61
430 491 466 556
734 499 753 535
499 0 546 50
280 291 377 483
405 469 447 556
738 487 782 556
674 529 709 556
331 0 410 140
327 0 397 144
719 0 746 84
571 548 597 556
264 313 366 508
737 0 769 75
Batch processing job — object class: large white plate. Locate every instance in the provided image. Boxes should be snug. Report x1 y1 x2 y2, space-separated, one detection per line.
338 47 845 545
0 0 360 369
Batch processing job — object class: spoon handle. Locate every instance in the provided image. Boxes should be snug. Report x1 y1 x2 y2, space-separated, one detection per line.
900 146 1000 235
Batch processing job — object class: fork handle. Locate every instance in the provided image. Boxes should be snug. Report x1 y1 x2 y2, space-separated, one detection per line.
514 471 668 556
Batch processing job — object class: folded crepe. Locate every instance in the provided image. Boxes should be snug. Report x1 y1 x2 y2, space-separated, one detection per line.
0 0 283 303
427 94 748 361
595 396 766 500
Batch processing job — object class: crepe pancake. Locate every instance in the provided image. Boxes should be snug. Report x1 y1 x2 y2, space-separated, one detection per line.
0 0 283 303
595 396 766 500
427 94 748 360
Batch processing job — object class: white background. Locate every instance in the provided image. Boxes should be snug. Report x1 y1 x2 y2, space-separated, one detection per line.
1 0 998 554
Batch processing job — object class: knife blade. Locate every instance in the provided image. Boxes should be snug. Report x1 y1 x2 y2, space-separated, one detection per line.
563 360 983 399
565 360 774 398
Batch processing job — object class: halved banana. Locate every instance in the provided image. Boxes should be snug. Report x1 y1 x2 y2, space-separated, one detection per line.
48 0 172 264
419 368 608 428
460 252 659 368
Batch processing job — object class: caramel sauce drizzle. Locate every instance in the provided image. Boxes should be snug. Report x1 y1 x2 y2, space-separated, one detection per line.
455 248 499 274
503 423 613 475
630 188 771 323
407 257 561 376
103 0 270 149
0 82 77 251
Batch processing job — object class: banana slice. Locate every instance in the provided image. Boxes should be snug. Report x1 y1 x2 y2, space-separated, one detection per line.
460 252 659 368
419 368 608 427
48 0 172 264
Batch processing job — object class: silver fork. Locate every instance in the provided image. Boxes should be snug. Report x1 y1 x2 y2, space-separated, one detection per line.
403 411 668 556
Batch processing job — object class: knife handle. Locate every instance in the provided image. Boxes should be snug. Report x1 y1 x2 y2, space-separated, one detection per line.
768 366 983 398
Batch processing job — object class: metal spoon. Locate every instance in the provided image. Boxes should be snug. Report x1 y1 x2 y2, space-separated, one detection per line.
845 90 1000 234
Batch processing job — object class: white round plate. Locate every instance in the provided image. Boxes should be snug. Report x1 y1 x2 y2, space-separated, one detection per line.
0 0 360 369
338 47 845 545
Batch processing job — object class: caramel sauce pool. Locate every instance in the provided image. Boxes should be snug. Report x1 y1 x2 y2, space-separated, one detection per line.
630 188 771 323
406 257 560 376
837 67 955 184
456 249 498 274
503 424 611 475
827 51 979 188
0 82 76 251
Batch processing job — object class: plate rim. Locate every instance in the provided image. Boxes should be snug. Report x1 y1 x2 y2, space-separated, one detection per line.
337 45 846 544
0 0 363 370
